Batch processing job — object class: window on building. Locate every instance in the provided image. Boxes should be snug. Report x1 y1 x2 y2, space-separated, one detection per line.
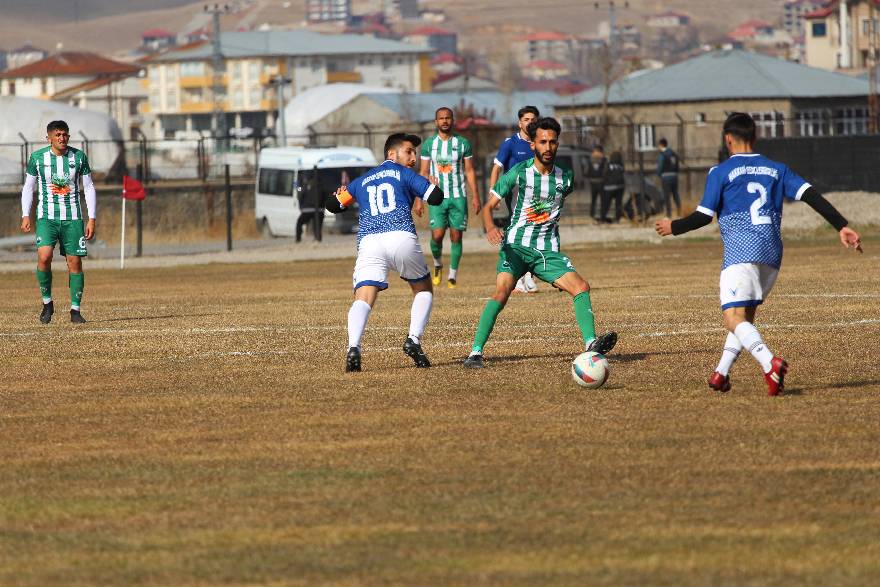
311 58 321 72
231 61 242 80
180 62 205 77
862 18 879 35
750 111 785 138
40 79 47 94
812 22 827 37
248 61 260 80
382 56 392 71
695 112 707 127
8 81 15 95
795 109 830 137
129 99 139 116
233 89 244 109
248 86 262 107
634 124 656 151
149 91 161 111
835 106 869 135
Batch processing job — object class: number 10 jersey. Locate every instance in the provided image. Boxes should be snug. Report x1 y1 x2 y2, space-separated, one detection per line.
697 153 811 270
348 160 435 245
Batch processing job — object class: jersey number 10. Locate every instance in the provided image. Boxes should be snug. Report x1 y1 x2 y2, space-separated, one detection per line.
747 182 771 225
367 182 396 216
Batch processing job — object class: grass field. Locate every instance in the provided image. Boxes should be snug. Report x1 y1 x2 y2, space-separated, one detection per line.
1 235 879 585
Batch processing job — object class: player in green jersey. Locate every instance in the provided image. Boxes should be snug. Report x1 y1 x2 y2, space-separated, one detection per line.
414 107 481 288
463 117 617 368
20 120 97 324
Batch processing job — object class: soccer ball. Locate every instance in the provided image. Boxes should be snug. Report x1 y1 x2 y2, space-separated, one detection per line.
571 351 610 389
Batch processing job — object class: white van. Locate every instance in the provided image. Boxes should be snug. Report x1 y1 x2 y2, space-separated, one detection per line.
255 146 378 237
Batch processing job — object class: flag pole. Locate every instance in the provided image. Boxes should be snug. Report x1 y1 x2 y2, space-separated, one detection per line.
120 196 126 270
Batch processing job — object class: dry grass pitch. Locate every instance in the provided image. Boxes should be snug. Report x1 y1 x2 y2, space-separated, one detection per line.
1 235 879 585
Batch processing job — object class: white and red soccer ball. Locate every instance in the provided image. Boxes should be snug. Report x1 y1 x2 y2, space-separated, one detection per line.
571 351 610 389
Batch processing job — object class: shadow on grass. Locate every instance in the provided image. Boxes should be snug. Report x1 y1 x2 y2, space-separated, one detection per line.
825 379 880 390
433 351 650 368
89 313 220 324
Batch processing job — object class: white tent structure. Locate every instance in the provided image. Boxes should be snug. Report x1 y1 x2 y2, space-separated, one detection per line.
282 83 400 145
0 96 124 186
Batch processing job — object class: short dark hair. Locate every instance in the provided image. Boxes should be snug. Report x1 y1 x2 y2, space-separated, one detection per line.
526 117 562 141
658 138 668 147
592 145 604 153
47 120 69 134
383 132 422 157
610 151 623 165
723 112 757 144
517 105 540 120
435 106 453 118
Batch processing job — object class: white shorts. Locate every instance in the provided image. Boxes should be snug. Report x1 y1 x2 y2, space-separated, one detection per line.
353 231 430 290
719 263 779 310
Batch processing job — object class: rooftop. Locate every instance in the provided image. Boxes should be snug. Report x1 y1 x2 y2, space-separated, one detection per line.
0 52 142 79
556 49 871 107
152 30 430 61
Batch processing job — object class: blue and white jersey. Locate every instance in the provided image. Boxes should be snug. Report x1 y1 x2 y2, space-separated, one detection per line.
697 153 810 269
494 132 533 172
348 160 435 244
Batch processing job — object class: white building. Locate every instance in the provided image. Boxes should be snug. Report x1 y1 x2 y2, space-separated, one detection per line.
143 30 432 138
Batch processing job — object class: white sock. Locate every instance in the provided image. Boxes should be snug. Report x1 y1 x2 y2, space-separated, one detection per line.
347 299 372 349
734 322 774 373
715 331 742 376
433 257 442 268
71 304 80 311
409 291 433 343
42 297 52 304
448 268 458 280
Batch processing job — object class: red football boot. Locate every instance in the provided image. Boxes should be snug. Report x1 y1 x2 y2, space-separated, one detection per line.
708 371 731 392
764 356 789 396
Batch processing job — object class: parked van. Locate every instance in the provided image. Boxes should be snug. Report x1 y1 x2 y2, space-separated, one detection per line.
255 146 378 236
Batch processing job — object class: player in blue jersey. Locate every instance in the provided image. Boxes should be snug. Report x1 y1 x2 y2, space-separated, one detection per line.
656 113 862 395
326 133 445 373
490 105 541 293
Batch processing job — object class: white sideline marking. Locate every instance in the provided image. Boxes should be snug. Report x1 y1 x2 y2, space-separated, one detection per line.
634 293 880 299
640 319 880 338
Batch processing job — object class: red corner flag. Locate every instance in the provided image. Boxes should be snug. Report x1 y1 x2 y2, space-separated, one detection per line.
123 175 146 201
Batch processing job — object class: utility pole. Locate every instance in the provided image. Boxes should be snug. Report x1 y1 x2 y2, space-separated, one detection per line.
594 1 629 145
273 75 292 146
594 1 629 63
205 4 229 147
870 2 878 133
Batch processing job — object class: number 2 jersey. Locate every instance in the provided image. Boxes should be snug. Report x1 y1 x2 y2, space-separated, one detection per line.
697 153 810 270
347 160 435 245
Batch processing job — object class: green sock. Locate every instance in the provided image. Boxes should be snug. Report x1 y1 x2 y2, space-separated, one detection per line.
472 299 504 354
450 241 463 271
36 269 52 303
430 239 443 265
69 272 84 311
573 291 597 344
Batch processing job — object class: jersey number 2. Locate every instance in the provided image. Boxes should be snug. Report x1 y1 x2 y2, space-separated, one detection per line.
747 182 771 225
367 183 396 216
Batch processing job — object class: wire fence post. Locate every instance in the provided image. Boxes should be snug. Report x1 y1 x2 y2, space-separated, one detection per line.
225 164 233 252
136 163 144 258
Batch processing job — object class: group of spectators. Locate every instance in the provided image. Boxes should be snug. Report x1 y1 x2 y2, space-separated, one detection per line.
584 139 682 224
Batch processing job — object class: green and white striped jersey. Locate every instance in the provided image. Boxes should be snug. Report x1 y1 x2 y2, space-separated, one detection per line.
420 133 473 199
490 158 574 252
26 146 92 220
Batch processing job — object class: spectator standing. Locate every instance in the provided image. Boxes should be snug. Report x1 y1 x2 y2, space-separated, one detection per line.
585 145 607 221
601 151 625 223
656 138 681 216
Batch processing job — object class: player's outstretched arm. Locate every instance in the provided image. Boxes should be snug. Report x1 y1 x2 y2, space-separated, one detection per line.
655 210 712 237
325 187 351 214
800 187 863 253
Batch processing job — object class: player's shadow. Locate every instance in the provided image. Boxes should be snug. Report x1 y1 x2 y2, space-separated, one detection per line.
826 379 880 390
89 313 220 323
436 351 649 368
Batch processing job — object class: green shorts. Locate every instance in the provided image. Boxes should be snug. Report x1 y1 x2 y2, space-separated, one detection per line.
35 218 88 257
496 243 575 285
429 197 468 231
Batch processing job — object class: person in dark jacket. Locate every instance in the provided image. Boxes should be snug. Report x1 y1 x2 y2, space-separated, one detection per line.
600 151 625 223
296 168 323 242
585 145 607 221
656 138 681 217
